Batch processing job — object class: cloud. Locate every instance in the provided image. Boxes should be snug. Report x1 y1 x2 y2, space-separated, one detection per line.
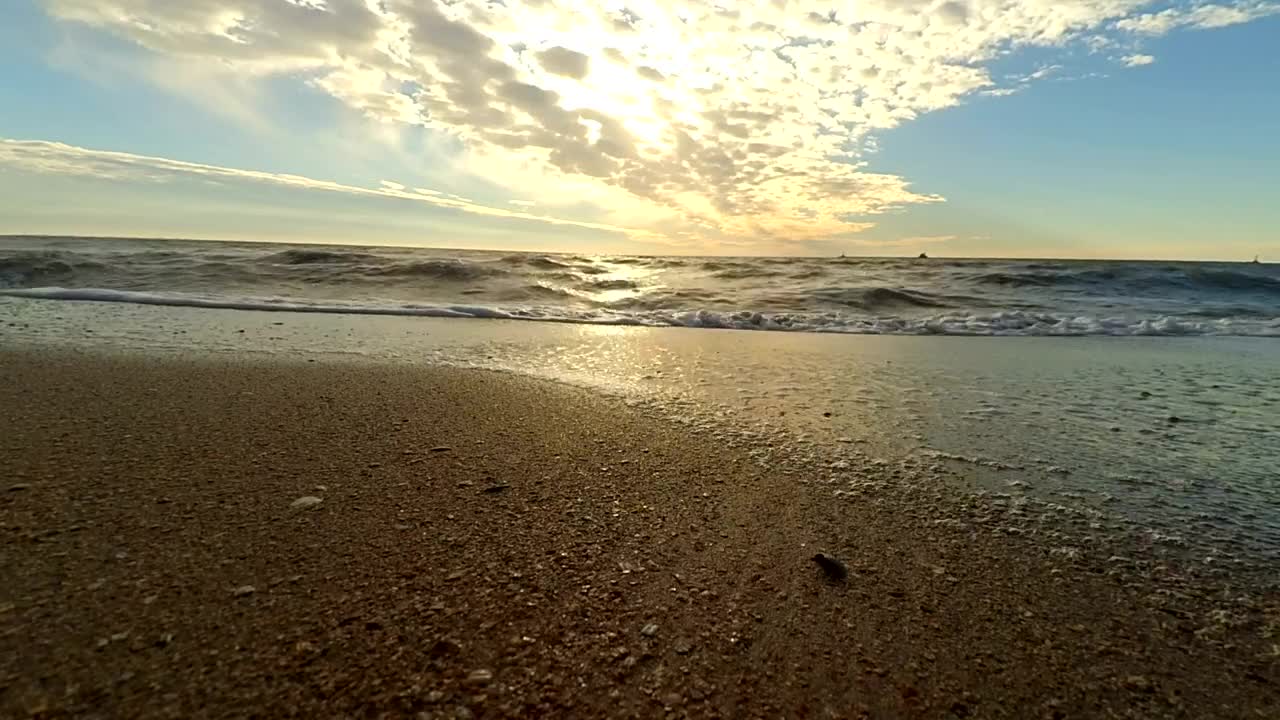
1121 53 1157 66
536 46 590 79
38 0 1280 248
0 138 646 238
1116 2 1280 35
850 235 959 248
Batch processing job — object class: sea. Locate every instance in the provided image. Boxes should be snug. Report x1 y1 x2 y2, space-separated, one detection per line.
1 236 1278 336
3 236 1279 581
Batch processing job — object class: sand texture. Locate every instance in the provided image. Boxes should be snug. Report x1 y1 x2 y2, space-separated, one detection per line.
0 348 1276 718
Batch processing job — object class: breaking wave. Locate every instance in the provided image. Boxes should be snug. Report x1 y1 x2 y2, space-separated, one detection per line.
2 239 1277 337
4 287 1278 337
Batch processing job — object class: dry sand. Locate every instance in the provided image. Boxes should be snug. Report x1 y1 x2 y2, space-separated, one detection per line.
0 348 1276 718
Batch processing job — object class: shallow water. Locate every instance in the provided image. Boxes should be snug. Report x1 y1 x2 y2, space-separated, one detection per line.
3 236 1278 336
5 296 1278 574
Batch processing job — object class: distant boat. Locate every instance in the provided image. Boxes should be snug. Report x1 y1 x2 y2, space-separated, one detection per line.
917 252 929 259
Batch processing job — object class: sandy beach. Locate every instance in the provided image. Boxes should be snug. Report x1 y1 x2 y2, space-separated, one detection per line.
1 347 1277 718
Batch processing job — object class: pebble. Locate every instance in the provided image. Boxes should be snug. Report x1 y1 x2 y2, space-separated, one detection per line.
430 446 452 452
641 623 659 637
464 669 492 686
428 638 461 658
290 496 323 510
812 552 849 581
232 585 256 597
9 484 31 492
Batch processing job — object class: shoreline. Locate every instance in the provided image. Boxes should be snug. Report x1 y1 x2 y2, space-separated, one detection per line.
1 347 1277 717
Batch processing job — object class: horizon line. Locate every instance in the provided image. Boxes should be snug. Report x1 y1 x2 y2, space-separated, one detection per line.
0 233 1269 265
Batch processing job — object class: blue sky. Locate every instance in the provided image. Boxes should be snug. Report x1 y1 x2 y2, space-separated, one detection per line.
1 0 1277 259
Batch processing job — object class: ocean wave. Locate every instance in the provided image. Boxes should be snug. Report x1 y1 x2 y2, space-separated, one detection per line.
6 287 1278 337
362 259 504 281
972 265 1279 295
0 251 106 287
813 286 951 309
499 254 574 270
585 278 640 291
264 248 384 265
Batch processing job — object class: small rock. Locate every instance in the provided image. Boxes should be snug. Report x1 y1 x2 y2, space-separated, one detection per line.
674 639 693 655
1124 675 1155 693
660 692 683 707
232 585 256 598
290 496 323 510
812 552 849 581
464 669 492 686
482 484 510 494
429 638 461 658
640 623 659 637
430 446 452 452
454 707 474 720
8 484 31 492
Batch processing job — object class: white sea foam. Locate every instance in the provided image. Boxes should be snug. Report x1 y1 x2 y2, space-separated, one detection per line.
5 286 1280 337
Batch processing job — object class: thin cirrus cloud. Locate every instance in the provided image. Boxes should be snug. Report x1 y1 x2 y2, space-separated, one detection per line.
0 138 647 238
32 0 1280 249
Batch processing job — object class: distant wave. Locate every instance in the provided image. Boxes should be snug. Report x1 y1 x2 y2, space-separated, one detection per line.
362 259 504 281
264 248 384 265
5 287 1278 337
973 265 1280 295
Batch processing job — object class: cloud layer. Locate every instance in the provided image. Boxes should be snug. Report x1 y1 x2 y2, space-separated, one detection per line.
0 138 643 237
39 0 1280 247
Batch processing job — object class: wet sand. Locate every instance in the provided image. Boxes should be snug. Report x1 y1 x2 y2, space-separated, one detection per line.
0 348 1276 718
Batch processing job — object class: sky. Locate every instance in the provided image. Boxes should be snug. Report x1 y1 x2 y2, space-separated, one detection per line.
0 0 1277 259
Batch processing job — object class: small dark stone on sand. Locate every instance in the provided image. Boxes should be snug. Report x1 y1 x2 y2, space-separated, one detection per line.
430 446 452 452
428 638 461 658
812 552 848 581
822 411 832 418
482 484 510 494
9 484 31 492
